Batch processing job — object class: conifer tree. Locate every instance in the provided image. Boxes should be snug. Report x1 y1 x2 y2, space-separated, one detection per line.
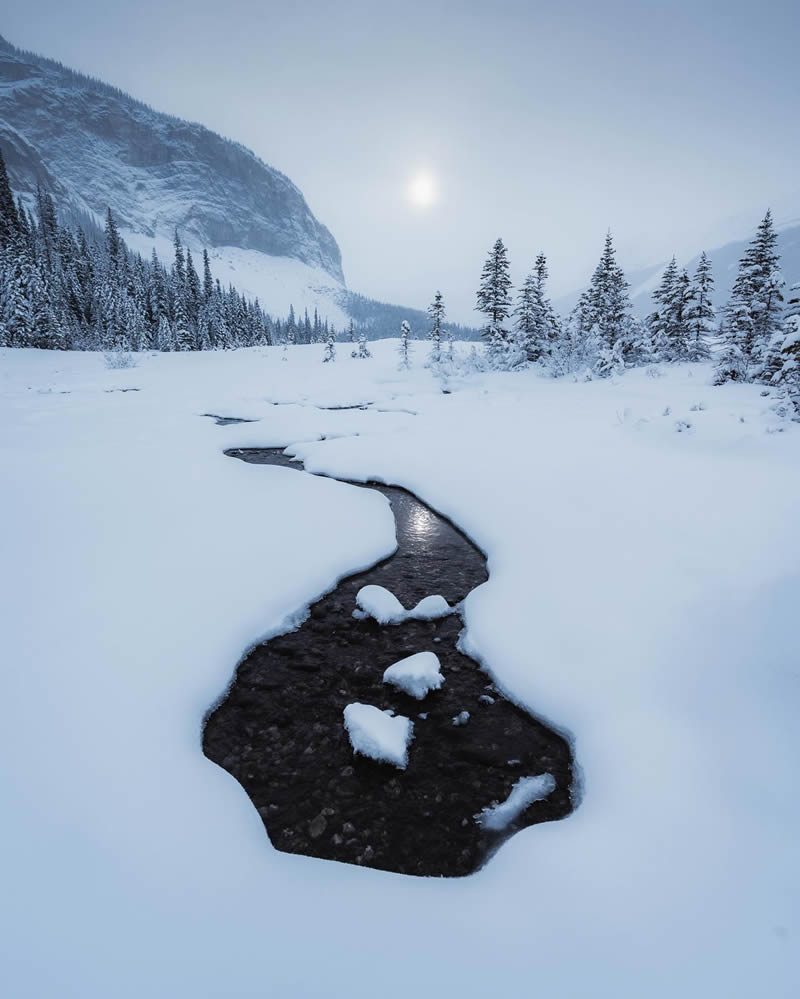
0 147 20 248
185 247 201 337
514 254 558 363
323 323 336 362
476 238 513 367
717 210 784 383
357 329 371 358
647 257 678 358
398 319 412 369
202 248 214 301
771 281 800 405
104 208 122 272
427 290 445 364
686 251 714 361
285 305 297 347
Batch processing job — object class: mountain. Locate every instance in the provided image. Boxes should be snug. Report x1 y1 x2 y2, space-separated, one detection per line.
0 34 356 326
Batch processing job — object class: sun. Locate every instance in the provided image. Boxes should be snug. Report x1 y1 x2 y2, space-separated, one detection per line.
408 170 438 209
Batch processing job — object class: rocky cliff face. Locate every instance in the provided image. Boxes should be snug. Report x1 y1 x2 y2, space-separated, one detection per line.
0 35 344 284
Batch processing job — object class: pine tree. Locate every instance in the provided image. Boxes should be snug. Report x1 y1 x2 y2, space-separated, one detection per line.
398 319 412 369
717 210 784 384
647 257 678 359
666 267 693 362
357 329 371 359
286 305 297 347
427 290 445 364
514 254 558 363
686 251 714 361
771 281 800 406
323 323 336 362
476 238 513 367
312 308 321 344
348 319 357 357
185 248 201 341
0 148 20 248
202 249 214 302
589 232 634 362
104 208 122 272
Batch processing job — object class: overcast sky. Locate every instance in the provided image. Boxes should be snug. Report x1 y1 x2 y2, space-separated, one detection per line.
5 0 800 321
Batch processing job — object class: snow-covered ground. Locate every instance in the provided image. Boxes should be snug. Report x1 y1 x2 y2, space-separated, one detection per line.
1 341 798 998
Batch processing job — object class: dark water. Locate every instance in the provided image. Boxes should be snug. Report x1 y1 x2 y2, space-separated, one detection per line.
203 447 575 877
202 413 256 426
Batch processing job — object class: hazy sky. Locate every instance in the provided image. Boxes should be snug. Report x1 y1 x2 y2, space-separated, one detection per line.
5 0 800 321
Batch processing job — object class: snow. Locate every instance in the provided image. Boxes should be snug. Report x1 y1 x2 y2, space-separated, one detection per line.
407 594 452 619
452 710 471 726
343 703 413 769
356 586 451 624
1 341 799 998
355 584 405 624
478 774 557 831
383 652 444 700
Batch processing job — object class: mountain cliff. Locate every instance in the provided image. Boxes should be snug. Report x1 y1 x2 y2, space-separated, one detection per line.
0 34 346 309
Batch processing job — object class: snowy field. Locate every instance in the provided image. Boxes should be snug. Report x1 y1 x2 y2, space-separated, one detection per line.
1 341 799 998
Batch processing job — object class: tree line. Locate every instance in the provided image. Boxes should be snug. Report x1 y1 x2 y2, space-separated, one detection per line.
1 141 798 411
465 215 798 406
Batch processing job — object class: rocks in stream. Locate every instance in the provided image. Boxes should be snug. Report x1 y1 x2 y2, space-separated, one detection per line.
202 448 575 877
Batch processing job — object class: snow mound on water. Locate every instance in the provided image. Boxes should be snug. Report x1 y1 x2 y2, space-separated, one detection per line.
355 585 452 624
343 703 413 769
478 774 556 831
407 594 452 620
383 652 444 699
355 585 405 624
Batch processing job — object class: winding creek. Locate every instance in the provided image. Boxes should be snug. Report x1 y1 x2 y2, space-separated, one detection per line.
203 444 576 877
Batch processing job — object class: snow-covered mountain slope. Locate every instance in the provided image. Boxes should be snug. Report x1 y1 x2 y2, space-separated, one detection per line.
0 34 348 316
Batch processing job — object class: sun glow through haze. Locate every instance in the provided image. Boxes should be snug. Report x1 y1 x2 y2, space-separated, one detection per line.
408 170 437 209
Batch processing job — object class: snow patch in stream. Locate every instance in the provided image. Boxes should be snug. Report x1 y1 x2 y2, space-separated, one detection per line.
343 703 414 769
383 651 444 700
478 774 556 830
355 585 452 624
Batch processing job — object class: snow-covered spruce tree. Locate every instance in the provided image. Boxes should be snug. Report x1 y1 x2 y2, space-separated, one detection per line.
398 319 412 369
574 232 637 375
286 305 297 347
347 319 357 357
322 323 336 362
686 251 714 361
716 210 784 384
427 291 445 364
185 248 202 342
514 253 559 363
0 148 20 249
768 281 800 407
476 238 514 368
667 267 694 362
647 257 677 360
357 329 372 358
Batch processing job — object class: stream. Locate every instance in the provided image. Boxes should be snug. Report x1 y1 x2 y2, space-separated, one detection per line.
203 445 575 877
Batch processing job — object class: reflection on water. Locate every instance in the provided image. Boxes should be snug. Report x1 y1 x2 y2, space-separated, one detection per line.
407 504 437 542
